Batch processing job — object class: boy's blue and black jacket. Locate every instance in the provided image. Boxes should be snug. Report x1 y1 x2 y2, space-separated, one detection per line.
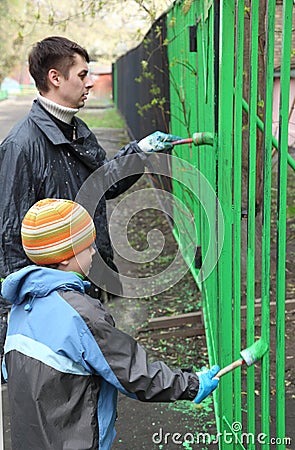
2 266 200 450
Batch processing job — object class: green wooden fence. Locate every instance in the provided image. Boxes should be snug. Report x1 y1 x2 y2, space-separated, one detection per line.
114 0 295 448
167 1 294 448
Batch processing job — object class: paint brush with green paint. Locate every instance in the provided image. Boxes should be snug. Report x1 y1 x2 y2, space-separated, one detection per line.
215 339 268 378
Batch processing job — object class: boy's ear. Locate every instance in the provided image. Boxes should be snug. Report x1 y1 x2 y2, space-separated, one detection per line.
58 259 70 268
48 68 61 87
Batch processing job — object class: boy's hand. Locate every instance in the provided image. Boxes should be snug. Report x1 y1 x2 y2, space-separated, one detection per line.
193 364 220 404
137 131 183 153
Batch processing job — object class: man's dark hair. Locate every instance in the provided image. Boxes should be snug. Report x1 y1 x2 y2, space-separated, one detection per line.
28 36 90 93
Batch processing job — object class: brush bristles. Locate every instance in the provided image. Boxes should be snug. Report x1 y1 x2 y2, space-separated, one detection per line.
240 339 268 366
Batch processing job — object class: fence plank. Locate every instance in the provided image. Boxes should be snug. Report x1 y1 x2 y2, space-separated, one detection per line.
276 1 293 446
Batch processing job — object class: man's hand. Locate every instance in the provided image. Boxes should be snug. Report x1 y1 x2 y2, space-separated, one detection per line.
137 131 183 153
193 364 220 404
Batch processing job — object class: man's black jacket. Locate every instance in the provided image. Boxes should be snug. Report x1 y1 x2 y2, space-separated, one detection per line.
0 100 146 293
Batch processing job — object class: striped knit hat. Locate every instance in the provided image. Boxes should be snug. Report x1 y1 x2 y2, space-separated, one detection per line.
21 199 96 265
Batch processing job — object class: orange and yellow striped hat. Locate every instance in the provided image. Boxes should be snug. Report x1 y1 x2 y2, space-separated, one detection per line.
21 199 96 265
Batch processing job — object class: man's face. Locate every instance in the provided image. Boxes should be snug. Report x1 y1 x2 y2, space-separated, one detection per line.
57 54 94 109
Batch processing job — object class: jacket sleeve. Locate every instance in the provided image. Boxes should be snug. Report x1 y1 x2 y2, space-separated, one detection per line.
82 312 200 403
0 142 39 276
103 142 148 200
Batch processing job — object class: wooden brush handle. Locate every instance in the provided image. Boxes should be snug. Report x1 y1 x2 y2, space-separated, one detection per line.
215 359 244 378
171 138 193 145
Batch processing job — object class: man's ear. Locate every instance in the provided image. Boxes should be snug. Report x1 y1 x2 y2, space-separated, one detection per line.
48 68 61 87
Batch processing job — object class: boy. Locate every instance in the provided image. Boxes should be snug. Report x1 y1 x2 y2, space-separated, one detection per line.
2 199 219 450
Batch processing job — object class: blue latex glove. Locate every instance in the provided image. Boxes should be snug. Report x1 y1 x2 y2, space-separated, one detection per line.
194 364 220 404
137 131 183 153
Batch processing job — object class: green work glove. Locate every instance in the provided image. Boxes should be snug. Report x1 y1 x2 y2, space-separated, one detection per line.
193 364 220 404
137 131 183 153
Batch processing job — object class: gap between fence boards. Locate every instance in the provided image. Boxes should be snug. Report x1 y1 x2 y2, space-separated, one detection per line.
138 299 295 339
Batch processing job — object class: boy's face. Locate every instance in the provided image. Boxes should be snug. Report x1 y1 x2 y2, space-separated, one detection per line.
65 244 96 276
55 53 94 109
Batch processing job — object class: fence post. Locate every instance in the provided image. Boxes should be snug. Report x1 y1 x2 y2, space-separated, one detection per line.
216 0 235 446
275 1 293 447
261 0 276 446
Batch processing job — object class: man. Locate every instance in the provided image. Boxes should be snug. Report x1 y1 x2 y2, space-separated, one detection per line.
0 36 179 353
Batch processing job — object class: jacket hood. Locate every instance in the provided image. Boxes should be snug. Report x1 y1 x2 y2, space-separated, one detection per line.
1 265 88 306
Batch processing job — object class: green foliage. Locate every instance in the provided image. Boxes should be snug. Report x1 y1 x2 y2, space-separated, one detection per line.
134 20 198 137
143 37 152 50
287 205 295 219
168 16 177 28
135 101 152 117
182 0 193 15
0 0 172 84
0 0 22 83
135 54 167 118
155 25 162 38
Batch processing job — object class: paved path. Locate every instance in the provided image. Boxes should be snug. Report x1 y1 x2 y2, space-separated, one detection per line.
0 95 36 143
0 95 36 450
0 94 36 450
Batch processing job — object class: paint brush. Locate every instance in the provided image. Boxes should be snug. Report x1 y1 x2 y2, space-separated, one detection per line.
215 339 268 378
172 132 214 147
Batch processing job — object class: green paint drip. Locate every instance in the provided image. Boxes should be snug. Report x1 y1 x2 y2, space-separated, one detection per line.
168 398 213 417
